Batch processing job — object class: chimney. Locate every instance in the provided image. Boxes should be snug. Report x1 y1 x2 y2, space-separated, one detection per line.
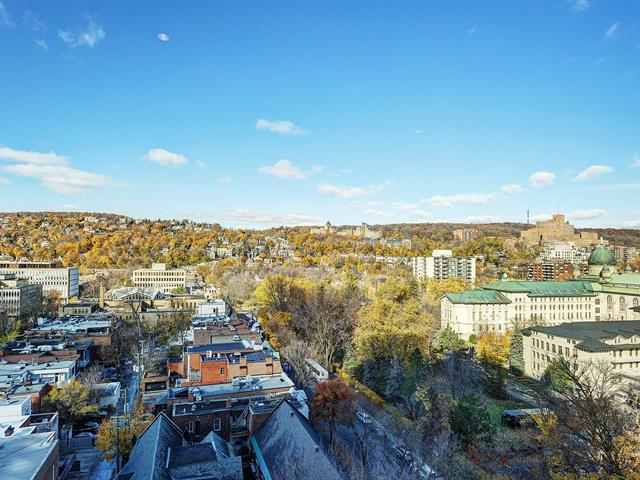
4 426 14 437
99 285 105 309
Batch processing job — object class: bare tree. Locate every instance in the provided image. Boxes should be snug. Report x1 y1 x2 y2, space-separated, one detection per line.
540 358 640 477
281 337 316 389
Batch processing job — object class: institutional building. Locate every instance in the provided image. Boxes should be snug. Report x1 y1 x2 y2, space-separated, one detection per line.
0 260 79 300
538 240 590 264
0 274 43 319
520 213 599 247
412 250 476 283
132 263 187 294
453 228 482 242
522 321 640 379
441 246 640 340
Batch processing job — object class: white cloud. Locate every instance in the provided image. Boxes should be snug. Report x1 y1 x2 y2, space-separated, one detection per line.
629 153 640 168
317 181 390 199
226 209 319 226
158 33 169 42
364 209 392 218
392 202 420 210
256 119 305 136
424 192 495 208
532 213 552 222
59 19 105 48
412 209 432 220
143 148 188 167
414 129 424 135
0 147 69 165
605 22 619 40
259 160 306 180
35 39 48 50
23 10 44 31
0 1 11 26
311 165 325 173
567 0 590 12
571 208 606 220
529 171 556 188
1 163 123 195
574 165 613 182
500 183 523 194
61 204 77 210
0 177 10 185
467 26 476 35
624 219 640 228
464 215 499 223
195 160 206 168
218 176 233 184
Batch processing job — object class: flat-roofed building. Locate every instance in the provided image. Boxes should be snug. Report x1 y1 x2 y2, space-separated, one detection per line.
522 321 640 379
132 263 187 294
520 213 599 247
0 274 42 319
412 250 476 283
0 260 79 300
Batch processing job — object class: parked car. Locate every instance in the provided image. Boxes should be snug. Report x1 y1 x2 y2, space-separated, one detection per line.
85 422 100 430
356 411 372 424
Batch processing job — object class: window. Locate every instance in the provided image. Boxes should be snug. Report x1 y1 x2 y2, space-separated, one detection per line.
634 298 639 307
220 368 225 375
188 421 194 433
213 418 222 432
607 295 613 310
620 297 626 311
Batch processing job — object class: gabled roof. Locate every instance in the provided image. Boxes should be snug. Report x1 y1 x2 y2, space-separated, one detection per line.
116 412 184 480
252 400 345 480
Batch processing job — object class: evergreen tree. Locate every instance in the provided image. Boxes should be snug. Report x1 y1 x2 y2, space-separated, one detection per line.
384 356 404 399
509 329 525 375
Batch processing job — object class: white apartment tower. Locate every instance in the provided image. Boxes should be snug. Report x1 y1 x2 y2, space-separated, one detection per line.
412 250 476 283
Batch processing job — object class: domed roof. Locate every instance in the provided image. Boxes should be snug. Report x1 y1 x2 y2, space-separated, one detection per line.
588 245 616 266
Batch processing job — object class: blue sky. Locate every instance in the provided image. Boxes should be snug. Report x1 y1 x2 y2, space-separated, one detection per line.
0 1 639 228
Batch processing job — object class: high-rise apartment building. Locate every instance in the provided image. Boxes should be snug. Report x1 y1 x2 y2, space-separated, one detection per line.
412 250 476 283
0 273 43 319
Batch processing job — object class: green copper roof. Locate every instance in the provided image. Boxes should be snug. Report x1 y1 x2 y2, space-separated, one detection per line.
523 321 640 352
482 280 596 297
588 245 616 266
444 289 511 305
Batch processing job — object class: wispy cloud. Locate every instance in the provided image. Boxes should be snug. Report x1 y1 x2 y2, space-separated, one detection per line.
424 192 495 208
225 209 319 226
1 163 123 195
412 209 432 220
0 1 11 26
624 219 640 228
259 159 306 180
0 147 69 165
605 22 619 40
571 208 606 220
143 148 188 167
414 129 424 135
23 10 44 31
158 33 169 42
218 176 233 184
500 183 523 194
464 215 499 223
574 164 613 182
529 171 556 188
629 153 640 168
256 119 305 136
59 19 106 48
467 26 476 35
317 181 390 199
35 39 48 50
0 177 10 185
364 209 392 218
392 202 420 211
532 213 552 222
567 0 590 12
195 160 206 168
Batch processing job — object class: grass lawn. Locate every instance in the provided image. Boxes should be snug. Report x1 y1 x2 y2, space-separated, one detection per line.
486 399 528 430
